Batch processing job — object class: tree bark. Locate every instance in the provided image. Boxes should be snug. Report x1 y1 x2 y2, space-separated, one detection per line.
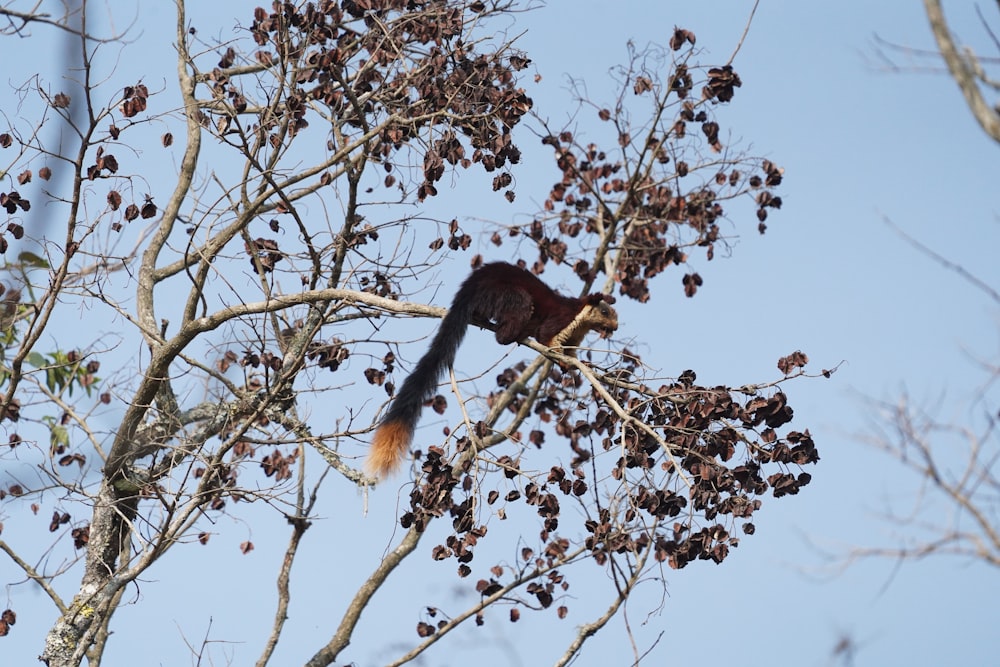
923 0 1000 144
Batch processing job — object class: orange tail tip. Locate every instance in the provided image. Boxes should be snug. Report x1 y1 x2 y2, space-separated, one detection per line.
366 419 413 478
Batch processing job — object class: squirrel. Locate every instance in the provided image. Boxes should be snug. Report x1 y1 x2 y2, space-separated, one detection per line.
366 261 618 477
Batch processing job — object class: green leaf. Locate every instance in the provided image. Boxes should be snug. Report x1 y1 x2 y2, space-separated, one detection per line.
26 351 46 368
49 424 69 452
17 251 49 269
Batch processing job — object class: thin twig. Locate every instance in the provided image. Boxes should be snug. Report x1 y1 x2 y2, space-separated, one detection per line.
880 213 1000 305
727 0 760 66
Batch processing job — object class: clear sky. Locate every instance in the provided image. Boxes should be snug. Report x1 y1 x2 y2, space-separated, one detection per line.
3 1 998 665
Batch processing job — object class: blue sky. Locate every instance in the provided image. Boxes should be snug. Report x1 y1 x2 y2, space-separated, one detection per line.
3 1 998 665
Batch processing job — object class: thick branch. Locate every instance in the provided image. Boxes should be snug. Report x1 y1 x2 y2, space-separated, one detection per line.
387 546 588 667
924 0 1000 143
0 539 68 613
305 527 423 667
134 0 202 344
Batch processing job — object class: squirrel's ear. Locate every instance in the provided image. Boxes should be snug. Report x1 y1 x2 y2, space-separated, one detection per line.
586 293 616 306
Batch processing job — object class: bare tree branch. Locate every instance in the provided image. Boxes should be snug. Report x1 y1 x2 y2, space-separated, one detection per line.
923 0 1000 143
850 392 1000 568
880 213 1000 305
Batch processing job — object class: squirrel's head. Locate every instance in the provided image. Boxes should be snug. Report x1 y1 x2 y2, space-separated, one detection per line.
582 293 618 338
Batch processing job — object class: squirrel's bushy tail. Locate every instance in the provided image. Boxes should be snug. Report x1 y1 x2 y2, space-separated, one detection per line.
366 294 475 477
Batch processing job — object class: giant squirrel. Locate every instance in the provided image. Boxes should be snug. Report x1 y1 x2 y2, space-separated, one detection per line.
366 261 618 477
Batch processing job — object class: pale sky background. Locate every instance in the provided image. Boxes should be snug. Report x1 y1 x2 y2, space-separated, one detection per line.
3 1 999 666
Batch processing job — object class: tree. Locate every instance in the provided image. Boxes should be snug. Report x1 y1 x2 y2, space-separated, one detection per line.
0 2 818 665
845 2 999 571
847 213 1000 569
